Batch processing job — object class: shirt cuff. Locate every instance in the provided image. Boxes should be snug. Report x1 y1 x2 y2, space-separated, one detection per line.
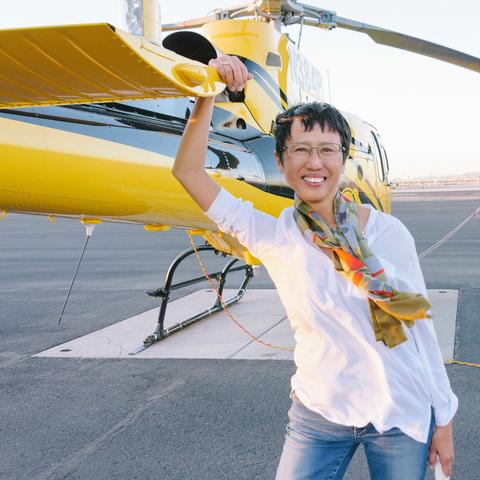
434 392 459 426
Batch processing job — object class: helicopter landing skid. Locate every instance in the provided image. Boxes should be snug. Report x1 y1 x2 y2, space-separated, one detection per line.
129 245 255 355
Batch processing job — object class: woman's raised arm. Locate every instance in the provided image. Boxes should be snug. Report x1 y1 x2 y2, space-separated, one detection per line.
172 55 252 211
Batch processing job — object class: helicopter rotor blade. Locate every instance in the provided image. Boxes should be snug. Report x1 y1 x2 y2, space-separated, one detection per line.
162 2 254 31
332 15 480 73
297 4 480 74
162 15 218 31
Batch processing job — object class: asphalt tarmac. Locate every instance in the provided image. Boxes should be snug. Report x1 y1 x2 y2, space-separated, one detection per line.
1 192 479 480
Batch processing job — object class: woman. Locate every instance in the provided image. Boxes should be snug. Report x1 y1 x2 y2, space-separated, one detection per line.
172 55 457 479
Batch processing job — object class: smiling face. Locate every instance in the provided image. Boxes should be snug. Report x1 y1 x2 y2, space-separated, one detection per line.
275 117 345 222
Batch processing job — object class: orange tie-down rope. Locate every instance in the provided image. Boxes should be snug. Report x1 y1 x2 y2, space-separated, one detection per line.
188 205 480 367
188 233 294 352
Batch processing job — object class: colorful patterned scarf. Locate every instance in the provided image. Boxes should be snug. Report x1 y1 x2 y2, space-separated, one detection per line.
293 191 431 348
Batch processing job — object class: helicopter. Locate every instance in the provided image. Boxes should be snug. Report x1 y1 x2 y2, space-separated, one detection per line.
1 0 478 347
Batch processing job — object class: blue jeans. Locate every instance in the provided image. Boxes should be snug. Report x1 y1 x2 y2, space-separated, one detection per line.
276 392 435 480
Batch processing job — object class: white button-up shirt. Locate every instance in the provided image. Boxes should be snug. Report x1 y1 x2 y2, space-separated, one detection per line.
206 188 458 443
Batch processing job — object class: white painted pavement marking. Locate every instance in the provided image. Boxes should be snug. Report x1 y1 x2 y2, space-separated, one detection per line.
34 289 457 361
428 289 458 360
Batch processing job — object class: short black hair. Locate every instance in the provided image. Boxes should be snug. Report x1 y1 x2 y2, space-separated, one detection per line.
273 102 351 164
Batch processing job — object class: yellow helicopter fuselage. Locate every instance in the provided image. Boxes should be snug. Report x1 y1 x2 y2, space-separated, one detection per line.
0 19 391 261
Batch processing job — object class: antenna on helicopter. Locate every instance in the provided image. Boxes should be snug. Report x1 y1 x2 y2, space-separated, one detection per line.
162 0 480 74
57 219 102 325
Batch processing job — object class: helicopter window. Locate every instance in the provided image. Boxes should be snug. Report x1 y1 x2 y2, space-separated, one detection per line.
266 52 282 68
370 131 386 182
351 137 369 154
381 145 390 173
374 133 389 180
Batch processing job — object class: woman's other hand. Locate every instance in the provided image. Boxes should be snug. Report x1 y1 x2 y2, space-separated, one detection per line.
429 421 454 477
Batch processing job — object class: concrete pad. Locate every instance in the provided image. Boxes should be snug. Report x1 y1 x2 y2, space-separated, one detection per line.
34 289 289 360
34 289 457 361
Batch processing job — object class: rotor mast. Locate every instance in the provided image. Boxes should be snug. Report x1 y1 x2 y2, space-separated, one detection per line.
124 0 162 44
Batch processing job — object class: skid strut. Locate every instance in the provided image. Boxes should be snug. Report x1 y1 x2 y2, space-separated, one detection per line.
141 245 255 350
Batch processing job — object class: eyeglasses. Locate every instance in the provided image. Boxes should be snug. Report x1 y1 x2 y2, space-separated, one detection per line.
282 143 345 161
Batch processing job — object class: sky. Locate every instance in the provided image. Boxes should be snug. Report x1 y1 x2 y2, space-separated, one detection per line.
1 0 479 179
